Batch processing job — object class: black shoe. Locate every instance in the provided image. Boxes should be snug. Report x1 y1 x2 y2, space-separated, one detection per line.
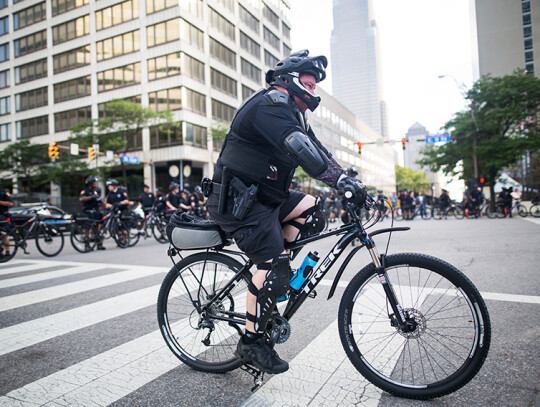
235 336 289 374
97 245 106 250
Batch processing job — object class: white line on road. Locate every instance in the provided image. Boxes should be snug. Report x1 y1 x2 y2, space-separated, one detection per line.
0 264 106 289
521 217 540 226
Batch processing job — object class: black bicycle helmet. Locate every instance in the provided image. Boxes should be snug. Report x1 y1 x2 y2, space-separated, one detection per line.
106 179 118 187
265 49 328 111
346 167 358 177
85 175 98 185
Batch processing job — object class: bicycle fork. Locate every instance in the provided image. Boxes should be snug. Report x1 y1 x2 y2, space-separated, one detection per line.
365 239 416 333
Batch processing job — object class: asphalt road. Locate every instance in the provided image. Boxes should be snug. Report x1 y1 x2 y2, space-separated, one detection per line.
0 216 539 407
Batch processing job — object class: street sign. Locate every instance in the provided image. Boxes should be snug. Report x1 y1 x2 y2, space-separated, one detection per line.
121 154 139 164
70 143 79 155
425 133 450 144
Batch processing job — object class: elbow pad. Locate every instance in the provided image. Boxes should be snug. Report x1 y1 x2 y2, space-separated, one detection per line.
283 131 328 177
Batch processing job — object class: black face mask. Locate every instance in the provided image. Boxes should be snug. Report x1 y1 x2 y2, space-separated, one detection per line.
271 73 322 111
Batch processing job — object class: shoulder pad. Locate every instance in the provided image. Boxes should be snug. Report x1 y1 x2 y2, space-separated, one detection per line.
266 89 290 105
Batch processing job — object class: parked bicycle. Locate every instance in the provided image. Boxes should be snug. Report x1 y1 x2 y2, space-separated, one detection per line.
0 212 64 262
125 206 169 246
395 203 432 220
529 202 540 218
69 204 130 253
486 199 528 218
433 202 464 219
157 196 491 399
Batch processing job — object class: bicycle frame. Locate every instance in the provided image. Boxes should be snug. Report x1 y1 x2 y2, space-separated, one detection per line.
3 214 40 253
173 204 412 336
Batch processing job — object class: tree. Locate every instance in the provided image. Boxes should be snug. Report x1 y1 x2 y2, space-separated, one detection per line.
72 99 177 186
394 164 431 194
419 70 540 201
0 140 49 194
209 122 230 150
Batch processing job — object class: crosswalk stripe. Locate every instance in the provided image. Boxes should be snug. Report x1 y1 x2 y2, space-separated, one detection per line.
0 264 170 312
0 264 105 289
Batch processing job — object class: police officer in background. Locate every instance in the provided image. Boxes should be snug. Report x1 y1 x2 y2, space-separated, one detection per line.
0 183 13 259
138 184 155 215
105 179 131 210
165 183 190 212
79 176 106 250
205 50 367 374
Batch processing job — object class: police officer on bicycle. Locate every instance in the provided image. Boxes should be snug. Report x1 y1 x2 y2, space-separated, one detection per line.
205 50 367 375
138 184 155 215
79 176 106 250
0 183 13 259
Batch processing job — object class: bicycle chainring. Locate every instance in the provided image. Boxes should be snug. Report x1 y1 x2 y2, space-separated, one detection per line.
270 315 291 344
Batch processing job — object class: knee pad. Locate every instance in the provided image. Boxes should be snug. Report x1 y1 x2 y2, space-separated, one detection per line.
247 254 290 333
299 197 326 238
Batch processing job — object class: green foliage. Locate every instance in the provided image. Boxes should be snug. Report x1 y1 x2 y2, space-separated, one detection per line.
0 140 50 193
419 70 540 198
209 122 230 143
394 164 431 193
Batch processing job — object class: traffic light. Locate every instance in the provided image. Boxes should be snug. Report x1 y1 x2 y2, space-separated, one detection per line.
479 176 486 185
401 138 407 150
357 141 362 155
48 142 59 159
88 146 95 161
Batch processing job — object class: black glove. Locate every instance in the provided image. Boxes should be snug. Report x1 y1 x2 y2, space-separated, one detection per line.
337 176 368 206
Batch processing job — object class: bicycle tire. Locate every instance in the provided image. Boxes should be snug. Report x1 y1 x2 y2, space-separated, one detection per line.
70 221 97 253
530 204 540 218
157 252 248 373
152 217 169 243
453 206 465 219
433 208 443 220
517 204 528 218
394 208 403 221
0 225 18 262
35 224 64 257
112 220 130 248
338 253 491 399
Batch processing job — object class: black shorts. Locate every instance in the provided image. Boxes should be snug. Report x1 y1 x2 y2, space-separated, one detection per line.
207 189 306 265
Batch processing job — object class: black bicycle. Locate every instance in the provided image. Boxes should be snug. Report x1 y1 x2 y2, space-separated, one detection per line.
157 197 491 399
0 213 65 262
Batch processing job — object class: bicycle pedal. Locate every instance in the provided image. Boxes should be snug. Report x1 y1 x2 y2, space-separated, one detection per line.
240 364 265 391
308 290 317 299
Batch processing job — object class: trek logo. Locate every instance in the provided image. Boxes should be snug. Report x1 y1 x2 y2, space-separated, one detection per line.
303 245 343 293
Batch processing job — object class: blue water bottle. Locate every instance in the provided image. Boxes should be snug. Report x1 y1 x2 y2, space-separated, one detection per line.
289 251 319 291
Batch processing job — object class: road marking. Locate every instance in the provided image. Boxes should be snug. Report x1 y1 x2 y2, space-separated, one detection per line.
0 264 106 289
317 280 540 304
0 265 166 312
521 217 540 226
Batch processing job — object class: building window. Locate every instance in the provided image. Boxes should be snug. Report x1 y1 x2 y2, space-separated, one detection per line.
149 125 182 148
97 62 141 92
211 98 235 122
17 115 49 139
263 26 280 51
523 13 532 26
524 26 532 38
185 88 206 115
183 0 203 18
523 1 531 13
148 87 182 112
0 0 7 10
209 7 235 41
0 123 10 142
148 52 181 81
146 0 177 14
210 68 237 97
214 0 233 12
14 2 46 30
14 30 46 57
240 5 259 34
147 19 179 47
525 62 535 75
96 0 139 30
0 16 8 37
96 30 140 61
0 43 7 62
52 0 89 16
15 58 47 84
54 106 91 132
241 58 261 83
240 31 260 59
53 45 91 74
0 96 9 115
181 19 204 50
54 75 91 103
282 22 290 40
283 43 291 57
184 122 207 148
264 50 278 68
98 96 141 118
183 53 205 82
0 69 9 88
263 4 279 28
16 86 48 111
210 38 236 69
53 15 90 45
242 85 255 100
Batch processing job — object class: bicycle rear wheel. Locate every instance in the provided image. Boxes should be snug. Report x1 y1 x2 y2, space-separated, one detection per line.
111 220 130 248
35 224 64 257
70 221 97 253
157 252 248 373
152 216 169 243
530 204 540 218
516 204 528 218
338 253 490 399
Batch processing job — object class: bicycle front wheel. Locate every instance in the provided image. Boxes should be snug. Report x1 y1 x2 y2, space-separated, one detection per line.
338 253 491 399
0 226 18 262
70 221 97 253
35 224 64 257
157 252 248 373
530 204 540 218
111 220 130 248
152 217 169 243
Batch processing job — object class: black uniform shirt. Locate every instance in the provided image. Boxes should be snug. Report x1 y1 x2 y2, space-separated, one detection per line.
165 192 180 208
139 192 155 207
0 189 12 214
80 187 100 210
106 189 128 205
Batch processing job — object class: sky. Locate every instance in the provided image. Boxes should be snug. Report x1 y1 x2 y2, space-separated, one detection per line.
289 0 475 141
